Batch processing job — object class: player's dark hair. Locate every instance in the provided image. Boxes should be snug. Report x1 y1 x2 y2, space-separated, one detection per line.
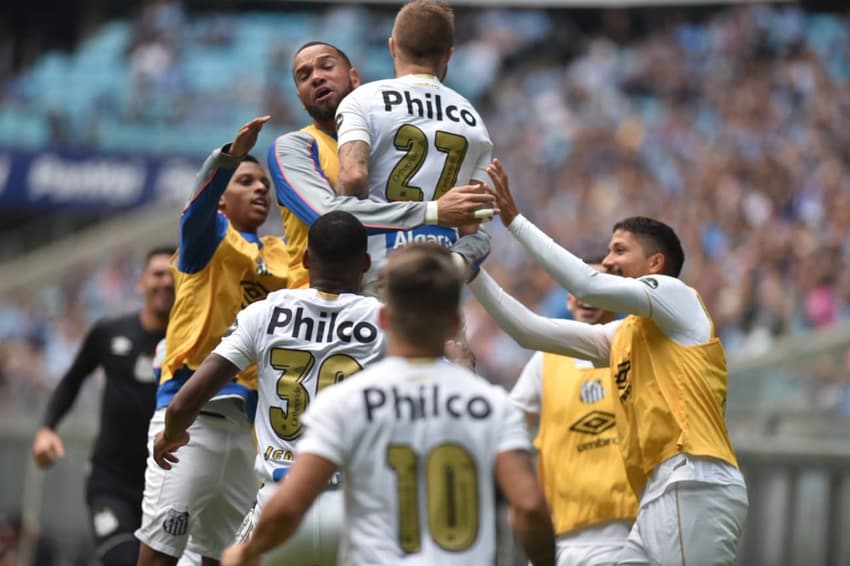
240 154 259 165
293 41 353 70
382 244 462 347
145 245 176 266
613 216 685 277
307 211 367 265
393 0 454 63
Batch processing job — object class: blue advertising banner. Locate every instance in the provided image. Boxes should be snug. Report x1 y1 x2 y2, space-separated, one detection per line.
0 147 201 211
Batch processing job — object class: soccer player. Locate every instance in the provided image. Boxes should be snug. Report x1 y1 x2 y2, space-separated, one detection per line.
334 0 495 290
136 116 289 566
511 261 637 566
218 244 556 566
152 211 384 566
466 160 748 565
31 246 175 566
270 41 494 290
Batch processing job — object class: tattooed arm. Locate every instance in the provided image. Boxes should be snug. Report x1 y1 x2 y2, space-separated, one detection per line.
337 140 371 198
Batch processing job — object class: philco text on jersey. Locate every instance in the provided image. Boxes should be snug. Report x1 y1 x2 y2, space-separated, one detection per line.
266 306 379 344
381 90 478 126
363 384 492 422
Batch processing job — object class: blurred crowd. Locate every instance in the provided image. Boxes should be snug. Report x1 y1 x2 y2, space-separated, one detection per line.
1 4 850 415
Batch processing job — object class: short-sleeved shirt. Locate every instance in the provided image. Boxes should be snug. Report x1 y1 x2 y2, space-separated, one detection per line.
213 288 385 483
298 356 530 565
336 74 494 289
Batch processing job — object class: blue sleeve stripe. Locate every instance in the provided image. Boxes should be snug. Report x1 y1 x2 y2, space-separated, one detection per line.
177 213 228 273
183 167 220 213
268 139 331 226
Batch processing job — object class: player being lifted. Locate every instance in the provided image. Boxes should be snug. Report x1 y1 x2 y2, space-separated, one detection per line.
335 0 495 291
219 244 556 566
153 211 383 566
269 41 494 290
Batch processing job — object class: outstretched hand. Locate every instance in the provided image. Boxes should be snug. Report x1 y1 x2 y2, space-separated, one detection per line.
229 115 272 159
485 159 520 227
153 430 190 470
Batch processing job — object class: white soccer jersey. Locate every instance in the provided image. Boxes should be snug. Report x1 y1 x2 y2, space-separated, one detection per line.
298 356 531 566
213 288 385 483
336 74 494 289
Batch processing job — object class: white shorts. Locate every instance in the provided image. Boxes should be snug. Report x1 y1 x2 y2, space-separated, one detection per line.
135 408 256 560
617 481 748 565
238 481 343 566
553 520 631 566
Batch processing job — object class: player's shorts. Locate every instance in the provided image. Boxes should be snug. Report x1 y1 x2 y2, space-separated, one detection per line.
236 478 343 565
617 481 748 565
551 520 631 566
87 491 142 566
135 408 256 560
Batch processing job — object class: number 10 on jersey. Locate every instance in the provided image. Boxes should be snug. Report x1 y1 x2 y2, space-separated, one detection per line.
386 443 479 553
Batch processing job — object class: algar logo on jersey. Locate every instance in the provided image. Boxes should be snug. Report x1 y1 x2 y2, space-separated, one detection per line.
266 306 379 344
381 90 478 126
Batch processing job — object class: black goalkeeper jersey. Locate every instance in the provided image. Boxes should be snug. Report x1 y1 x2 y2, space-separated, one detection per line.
42 312 164 500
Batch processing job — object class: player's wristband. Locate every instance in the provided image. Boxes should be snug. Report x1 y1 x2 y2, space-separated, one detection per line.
425 201 440 225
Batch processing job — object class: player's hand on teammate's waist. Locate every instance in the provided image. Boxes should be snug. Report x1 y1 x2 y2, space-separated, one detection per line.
152 430 191 470
485 159 520 227
436 184 498 227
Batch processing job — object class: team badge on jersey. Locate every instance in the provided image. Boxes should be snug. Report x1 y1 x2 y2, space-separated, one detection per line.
111 336 132 356
579 379 605 404
93 507 119 537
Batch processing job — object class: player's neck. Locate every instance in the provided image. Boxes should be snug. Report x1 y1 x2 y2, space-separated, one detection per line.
395 63 440 80
312 119 336 138
311 276 360 295
139 308 168 333
387 335 443 359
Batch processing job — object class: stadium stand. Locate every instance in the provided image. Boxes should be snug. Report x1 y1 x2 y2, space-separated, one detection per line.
1 2 849 565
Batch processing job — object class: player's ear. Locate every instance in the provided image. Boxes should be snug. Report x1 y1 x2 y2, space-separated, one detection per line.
350 67 361 89
362 253 371 274
302 249 311 270
647 251 665 275
388 36 396 58
444 46 454 65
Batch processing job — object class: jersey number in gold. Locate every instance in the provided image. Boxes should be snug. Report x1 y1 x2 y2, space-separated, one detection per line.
386 125 469 202
386 443 479 553
269 347 362 440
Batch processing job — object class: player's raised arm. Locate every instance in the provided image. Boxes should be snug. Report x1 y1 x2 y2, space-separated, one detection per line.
485 160 655 314
469 268 616 365
179 116 271 270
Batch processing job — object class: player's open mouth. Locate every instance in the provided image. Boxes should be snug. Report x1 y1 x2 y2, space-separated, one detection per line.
251 198 269 212
314 87 333 103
